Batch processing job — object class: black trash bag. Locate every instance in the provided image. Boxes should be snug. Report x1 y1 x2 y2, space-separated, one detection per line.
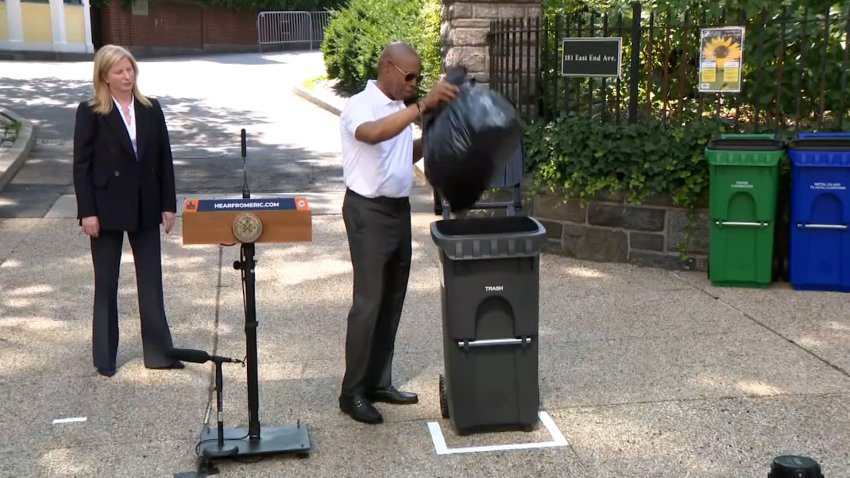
423 67 521 212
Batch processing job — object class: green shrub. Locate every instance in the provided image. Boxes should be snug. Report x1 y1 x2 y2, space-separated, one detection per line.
1 117 21 136
321 0 442 93
523 115 726 209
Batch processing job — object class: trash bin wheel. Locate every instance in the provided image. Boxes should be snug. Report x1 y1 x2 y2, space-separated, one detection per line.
439 373 449 419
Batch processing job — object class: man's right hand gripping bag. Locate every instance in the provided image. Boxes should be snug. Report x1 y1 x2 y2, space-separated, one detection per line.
423 69 521 212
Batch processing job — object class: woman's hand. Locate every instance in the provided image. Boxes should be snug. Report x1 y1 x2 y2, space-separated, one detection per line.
81 216 99 238
162 211 176 235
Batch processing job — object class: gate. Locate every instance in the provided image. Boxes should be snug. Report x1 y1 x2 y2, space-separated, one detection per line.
257 11 331 51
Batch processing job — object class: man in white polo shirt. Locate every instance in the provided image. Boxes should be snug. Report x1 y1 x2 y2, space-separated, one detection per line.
338 42 458 424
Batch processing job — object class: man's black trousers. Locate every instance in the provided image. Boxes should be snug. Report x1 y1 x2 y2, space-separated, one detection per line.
340 188 412 399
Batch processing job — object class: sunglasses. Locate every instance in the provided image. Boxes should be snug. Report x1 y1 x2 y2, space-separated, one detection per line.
389 61 423 83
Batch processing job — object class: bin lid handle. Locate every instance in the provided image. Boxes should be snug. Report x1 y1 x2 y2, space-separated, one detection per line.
788 138 850 150
707 138 785 151
798 132 850 139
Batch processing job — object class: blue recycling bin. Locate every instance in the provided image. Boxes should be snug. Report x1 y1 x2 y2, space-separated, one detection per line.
787 133 850 292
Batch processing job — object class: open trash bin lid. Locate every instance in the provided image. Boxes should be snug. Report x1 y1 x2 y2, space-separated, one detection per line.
707 138 785 151
430 216 546 260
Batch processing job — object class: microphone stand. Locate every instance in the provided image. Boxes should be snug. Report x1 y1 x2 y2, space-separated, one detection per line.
199 130 310 463
241 128 250 200
204 356 239 458
236 129 261 440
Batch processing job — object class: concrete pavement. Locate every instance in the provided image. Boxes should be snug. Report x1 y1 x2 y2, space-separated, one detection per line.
1 52 850 477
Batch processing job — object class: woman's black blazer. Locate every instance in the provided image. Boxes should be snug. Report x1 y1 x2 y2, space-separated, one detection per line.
73 97 177 232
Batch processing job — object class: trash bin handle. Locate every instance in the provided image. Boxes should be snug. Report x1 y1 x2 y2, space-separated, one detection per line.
796 223 848 230
798 133 850 139
457 337 532 348
720 133 777 140
714 221 769 228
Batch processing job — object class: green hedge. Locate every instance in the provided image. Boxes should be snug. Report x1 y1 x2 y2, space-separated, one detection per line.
321 0 441 93
523 116 726 209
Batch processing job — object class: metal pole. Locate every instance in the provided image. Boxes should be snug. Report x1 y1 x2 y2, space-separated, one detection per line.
628 1 641 123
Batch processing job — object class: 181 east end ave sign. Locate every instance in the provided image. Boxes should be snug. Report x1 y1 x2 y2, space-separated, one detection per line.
561 38 623 78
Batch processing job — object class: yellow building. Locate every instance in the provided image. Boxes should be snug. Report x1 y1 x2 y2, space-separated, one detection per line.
0 0 94 54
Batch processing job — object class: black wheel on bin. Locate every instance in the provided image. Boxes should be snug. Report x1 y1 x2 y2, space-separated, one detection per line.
438 373 449 418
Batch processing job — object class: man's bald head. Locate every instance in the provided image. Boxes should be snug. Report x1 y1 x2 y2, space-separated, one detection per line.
375 41 422 101
378 42 419 69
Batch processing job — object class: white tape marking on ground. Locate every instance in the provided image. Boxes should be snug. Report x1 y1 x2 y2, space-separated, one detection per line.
427 421 450 455
428 411 568 455
52 417 87 425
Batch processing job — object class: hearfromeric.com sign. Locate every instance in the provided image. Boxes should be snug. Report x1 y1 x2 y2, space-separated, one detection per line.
561 37 623 78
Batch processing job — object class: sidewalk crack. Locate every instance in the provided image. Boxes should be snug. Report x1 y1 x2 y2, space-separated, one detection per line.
673 272 850 380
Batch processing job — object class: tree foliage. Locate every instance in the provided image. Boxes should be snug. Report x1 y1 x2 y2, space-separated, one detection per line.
525 0 849 219
321 0 442 93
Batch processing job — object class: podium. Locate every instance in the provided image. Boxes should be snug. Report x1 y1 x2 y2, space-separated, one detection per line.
182 196 312 461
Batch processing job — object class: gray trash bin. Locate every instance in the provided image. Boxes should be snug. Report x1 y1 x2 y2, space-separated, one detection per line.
430 216 546 434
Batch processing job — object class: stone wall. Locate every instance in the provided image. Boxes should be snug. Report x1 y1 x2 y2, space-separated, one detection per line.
451 185 709 271
532 191 710 271
441 0 542 85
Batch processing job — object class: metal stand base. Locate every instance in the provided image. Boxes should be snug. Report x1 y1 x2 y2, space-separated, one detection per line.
198 424 311 459
201 443 238 458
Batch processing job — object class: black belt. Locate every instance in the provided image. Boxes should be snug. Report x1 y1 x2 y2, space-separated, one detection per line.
345 188 408 207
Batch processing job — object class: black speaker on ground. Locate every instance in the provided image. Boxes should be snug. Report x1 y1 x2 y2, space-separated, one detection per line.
768 455 824 478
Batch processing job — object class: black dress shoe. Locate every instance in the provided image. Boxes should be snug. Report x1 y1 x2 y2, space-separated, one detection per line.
339 395 383 424
367 386 418 405
147 361 185 370
96 368 116 377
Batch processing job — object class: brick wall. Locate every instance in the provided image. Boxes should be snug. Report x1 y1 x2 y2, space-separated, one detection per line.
202 7 256 47
100 0 256 55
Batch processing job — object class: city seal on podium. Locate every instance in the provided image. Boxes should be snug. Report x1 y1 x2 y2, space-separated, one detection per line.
232 213 263 243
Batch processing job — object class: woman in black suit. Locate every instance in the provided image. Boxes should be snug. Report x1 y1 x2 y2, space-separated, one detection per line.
73 44 182 377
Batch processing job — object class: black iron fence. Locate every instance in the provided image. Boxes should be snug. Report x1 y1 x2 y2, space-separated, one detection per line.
489 3 850 134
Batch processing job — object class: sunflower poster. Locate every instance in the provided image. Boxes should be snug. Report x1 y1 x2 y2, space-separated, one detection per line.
699 27 745 93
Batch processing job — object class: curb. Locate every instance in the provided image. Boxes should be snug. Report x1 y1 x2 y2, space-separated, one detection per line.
292 84 341 116
0 108 35 191
291 84 429 183
0 51 93 62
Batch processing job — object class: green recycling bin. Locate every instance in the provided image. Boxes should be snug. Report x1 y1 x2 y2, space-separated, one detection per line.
706 134 786 287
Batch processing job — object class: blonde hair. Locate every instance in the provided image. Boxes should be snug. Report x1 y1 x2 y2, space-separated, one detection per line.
88 44 151 115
